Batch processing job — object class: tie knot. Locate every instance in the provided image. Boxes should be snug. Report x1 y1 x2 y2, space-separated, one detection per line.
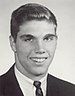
33 81 41 88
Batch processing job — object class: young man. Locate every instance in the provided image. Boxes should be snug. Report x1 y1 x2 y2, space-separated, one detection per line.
0 3 75 96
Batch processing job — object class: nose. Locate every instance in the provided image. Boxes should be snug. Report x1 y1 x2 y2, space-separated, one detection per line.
35 49 45 54
34 40 46 54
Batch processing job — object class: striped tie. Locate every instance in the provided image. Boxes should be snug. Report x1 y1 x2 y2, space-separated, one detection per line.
33 81 43 96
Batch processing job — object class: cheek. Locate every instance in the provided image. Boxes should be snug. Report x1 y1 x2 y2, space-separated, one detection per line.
16 42 34 57
45 42 57 53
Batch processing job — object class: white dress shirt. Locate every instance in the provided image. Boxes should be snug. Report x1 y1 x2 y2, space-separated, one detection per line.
14 66 47 96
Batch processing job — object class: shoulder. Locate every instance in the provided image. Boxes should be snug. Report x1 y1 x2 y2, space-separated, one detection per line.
0 64 18 93
0 64 15 85
47 74 75 94
0 65 23 96
47 74 75 86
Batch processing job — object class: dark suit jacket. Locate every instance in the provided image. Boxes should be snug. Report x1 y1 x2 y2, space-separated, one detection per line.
0 65 75 96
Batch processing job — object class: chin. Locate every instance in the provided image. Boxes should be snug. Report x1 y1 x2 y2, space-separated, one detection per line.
33 69 47 77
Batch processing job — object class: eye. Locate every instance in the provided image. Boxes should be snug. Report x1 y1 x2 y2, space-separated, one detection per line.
20 35 34 42
44 36 56 41
23 37 33 42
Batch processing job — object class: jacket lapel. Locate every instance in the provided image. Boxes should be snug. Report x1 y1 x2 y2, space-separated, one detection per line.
4 65 24 96
46 74 59 96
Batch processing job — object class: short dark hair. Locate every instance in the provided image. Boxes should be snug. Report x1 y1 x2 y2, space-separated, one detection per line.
10 3 57 42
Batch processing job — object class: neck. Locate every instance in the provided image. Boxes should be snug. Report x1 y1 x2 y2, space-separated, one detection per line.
15 63 47 81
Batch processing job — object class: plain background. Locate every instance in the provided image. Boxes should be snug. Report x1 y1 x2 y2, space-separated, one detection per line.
0 0 75 84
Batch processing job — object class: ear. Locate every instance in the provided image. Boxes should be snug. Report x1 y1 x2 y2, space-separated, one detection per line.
9 36 16 52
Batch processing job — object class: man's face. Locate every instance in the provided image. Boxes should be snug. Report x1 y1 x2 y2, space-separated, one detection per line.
10 20 57 80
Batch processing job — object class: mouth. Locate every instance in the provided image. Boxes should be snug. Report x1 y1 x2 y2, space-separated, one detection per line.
30 57 48 63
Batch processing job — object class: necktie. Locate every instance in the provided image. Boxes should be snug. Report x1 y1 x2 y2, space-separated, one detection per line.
33 81 43 96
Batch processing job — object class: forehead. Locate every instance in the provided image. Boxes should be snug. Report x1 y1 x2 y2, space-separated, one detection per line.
18 20 56 36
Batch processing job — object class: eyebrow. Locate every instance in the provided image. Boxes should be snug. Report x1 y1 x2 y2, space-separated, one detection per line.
20 34 35 39
20 33 57 39
44 34 57 38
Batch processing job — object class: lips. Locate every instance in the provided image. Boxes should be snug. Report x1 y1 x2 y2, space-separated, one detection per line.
30 57 48 63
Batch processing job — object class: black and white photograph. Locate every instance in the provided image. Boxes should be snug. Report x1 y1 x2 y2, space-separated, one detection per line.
0 0 75 96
